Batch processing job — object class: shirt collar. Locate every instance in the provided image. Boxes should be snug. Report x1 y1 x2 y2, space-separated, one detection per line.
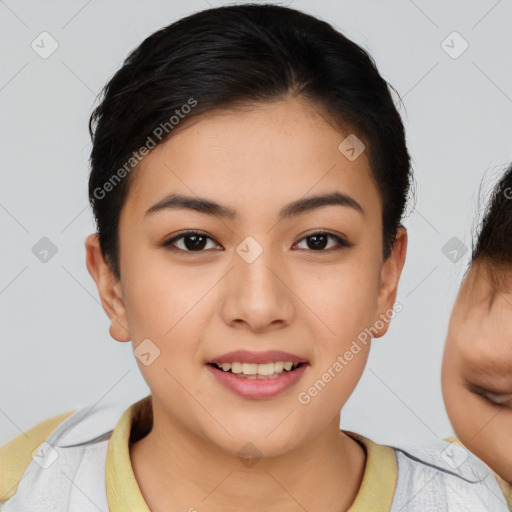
106 396 397 511
106 395 152 512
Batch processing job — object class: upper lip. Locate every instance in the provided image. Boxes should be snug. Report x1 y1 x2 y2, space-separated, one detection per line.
207 350 309 365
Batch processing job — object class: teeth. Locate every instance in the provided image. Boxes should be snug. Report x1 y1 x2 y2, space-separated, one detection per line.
242 363 258 375
213 361 302 377
255 362 274 375
231 362 243 373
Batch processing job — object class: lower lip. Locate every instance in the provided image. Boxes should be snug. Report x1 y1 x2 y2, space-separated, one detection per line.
206 364 308 399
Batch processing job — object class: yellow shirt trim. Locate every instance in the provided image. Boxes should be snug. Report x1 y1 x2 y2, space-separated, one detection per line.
106 395 398 511
106 396 152 512
0 409 76 502
347 432 397 511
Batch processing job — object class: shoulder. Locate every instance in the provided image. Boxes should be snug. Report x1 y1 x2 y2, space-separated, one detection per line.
390 437 510 511
446 436 512 510
0 409 75 502
0 401 129 507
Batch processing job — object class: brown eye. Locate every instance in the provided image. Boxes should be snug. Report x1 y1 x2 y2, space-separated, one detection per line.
163 231 222 252
163 230 352 254
294 231 352 252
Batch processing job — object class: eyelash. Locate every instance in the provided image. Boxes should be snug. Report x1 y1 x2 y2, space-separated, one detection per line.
470 387 512 408
162 230 352 253
484 394 512 407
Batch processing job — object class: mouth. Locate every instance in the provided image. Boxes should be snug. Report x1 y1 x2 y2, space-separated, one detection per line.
206 359 309 399
205 349 309 399
207 361 306 379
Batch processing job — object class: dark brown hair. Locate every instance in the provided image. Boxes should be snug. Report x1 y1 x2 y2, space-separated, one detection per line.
88 3 412 279
471 163 512 292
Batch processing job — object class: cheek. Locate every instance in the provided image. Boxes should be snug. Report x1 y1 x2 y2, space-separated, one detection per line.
442 339 512 483
124 271 209 406
454 394 512 484
442 326 475 417
303 250 381 322
122 253 212 340
447 388 481 438
488 413 512 484
300 267 377 406
442 357 480 443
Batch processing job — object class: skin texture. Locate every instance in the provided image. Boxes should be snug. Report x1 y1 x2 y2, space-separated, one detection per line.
442 262 512 485
85 96 407 512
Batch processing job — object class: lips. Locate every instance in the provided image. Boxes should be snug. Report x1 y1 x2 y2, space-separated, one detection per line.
206 361 308 399
206 349 309 365
205 349 309 399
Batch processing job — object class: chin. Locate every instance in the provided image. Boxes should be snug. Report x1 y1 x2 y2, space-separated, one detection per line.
204 425 304 460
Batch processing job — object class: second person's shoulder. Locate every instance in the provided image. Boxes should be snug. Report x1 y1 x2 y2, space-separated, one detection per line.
391 437 509 511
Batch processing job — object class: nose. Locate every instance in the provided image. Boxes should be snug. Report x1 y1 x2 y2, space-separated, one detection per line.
219 242 295 333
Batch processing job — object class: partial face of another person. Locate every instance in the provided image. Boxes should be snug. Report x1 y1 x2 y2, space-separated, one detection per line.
442 263 512 484
87 96 407 458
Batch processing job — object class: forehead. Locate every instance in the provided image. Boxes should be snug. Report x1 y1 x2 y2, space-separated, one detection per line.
463 357 512 396
453 270 512 378
123 97 381 220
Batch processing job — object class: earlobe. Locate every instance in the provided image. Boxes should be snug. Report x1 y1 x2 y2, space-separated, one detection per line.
85 234 131 342
373 226 408 339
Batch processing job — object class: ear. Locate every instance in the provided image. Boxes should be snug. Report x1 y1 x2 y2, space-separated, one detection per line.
373 225 407 338
85 233 131 342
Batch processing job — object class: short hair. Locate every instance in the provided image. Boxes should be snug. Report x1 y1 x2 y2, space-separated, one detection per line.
470 163 512 293
88 3 412 279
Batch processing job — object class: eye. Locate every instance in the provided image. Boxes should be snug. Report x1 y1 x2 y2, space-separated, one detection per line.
480 392 512 408
163 231 222 252
162 230 352 253
469 385 512 408
294 231 352 252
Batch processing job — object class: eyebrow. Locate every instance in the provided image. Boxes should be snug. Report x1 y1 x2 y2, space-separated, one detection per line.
464 360 512 392
144 192 365 220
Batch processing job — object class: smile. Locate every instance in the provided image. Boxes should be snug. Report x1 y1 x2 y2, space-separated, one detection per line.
206 361 308 399
209 361 303 379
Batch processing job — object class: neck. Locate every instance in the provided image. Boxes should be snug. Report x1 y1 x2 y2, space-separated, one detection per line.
130 402 366 512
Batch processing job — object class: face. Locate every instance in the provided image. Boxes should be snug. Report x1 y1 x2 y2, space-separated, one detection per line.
86 96 407 458
442 263 512 484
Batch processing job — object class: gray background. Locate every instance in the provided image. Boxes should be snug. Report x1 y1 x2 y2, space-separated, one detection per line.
1 0 511 447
